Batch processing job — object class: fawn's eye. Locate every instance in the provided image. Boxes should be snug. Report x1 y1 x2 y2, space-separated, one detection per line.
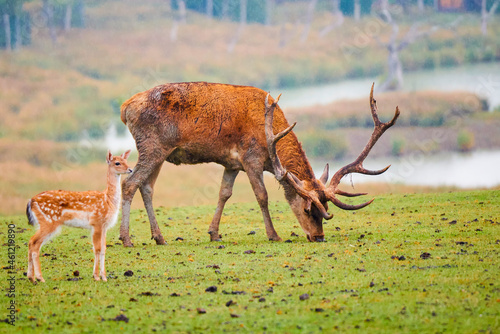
115 162 121 166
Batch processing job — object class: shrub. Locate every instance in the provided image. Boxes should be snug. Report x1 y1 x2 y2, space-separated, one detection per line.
391 137 405 156
299 132 348 160
456 130 475 152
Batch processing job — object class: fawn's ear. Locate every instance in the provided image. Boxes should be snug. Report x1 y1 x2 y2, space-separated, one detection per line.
106 150 113 164
121 150 131 160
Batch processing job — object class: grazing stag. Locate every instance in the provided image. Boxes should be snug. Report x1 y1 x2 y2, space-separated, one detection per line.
26 150 132 283
119 82 399 246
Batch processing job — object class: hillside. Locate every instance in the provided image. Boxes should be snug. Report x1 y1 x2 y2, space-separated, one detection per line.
2 0 499 141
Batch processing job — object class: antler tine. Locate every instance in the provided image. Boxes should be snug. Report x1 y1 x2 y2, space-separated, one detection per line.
335 189 368 197
327 83 400 210
330 196 374 210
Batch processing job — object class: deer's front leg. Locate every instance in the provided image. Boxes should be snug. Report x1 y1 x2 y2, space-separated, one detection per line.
245 168 282 241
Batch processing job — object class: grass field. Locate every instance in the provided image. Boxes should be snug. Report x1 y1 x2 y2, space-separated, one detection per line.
1 190 498 333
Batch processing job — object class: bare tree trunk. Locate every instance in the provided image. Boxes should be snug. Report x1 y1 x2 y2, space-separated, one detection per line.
64 4 72 32
3 14 11 51
265 0 274 26
240 0 247 26
481 0 500 36
301 0 318 44
481 0 488 35
417 0 424 13
354 0 361 21
319 0 343 37
206 0 213 19
43 0 57 45
227 0 247 53
171 0 186 42
222 0 230 21
14 14 20 49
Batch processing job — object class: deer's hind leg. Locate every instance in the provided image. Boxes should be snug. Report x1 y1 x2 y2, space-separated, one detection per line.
208 168 239 241
92 225 107 281
28 223 61 283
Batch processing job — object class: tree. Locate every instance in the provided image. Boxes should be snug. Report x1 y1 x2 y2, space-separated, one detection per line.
354 0 360 21
227 0 246 53
376 3 439 91
320 0 344 37
417 0 424 13
481 0 500 35
300 0 318 43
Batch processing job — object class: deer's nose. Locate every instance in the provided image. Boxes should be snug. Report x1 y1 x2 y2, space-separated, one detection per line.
127 169 133 174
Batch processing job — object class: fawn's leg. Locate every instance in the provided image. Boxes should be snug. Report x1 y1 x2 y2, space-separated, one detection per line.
99 229 107 281
92 227 103 281
28 225 60 283
208 168 239 241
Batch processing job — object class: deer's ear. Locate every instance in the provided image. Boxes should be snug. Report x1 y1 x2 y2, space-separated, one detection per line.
106 150 113 164
121 150 131 160
319 164 329 185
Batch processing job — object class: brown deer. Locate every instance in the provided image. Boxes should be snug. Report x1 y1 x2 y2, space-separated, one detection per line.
119 82 399 246
26 150 132 283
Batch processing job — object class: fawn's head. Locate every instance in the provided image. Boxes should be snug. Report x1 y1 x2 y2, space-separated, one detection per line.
106 150 133 175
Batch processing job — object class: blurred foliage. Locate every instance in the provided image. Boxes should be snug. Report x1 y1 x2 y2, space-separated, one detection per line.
456 129 475 152
298 131 348 159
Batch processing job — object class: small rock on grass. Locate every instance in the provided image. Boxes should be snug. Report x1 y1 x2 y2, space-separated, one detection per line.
420 252 431 259
112 314 129 323
299 293 309 301
205 286 217 293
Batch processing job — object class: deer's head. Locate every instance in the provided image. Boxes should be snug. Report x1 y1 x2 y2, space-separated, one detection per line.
265 84 400 242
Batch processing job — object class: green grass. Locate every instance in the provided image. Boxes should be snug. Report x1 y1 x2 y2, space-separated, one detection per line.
1 190 499 333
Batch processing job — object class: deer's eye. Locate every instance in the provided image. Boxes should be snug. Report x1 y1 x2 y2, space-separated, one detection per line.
115 162 121 166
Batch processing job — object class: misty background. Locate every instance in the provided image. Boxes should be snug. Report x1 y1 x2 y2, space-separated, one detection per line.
1 0 499 215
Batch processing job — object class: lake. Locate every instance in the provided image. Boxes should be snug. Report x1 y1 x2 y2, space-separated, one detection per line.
274 62 500 111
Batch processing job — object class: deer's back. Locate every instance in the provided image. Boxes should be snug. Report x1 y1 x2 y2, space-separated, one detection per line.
121 82 293 168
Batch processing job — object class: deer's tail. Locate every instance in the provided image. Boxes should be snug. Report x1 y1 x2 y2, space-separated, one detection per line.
26 200 38 227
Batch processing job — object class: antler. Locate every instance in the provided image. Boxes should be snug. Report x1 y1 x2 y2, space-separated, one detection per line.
326 83 400 210
264 93 296 182
264 94 333 220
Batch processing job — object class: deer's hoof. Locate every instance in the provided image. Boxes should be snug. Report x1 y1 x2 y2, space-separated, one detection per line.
153 235 167 245
269 236 282 242
208 231 222 241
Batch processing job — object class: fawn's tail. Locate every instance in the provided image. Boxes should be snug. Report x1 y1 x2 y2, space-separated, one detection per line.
26 200 38 227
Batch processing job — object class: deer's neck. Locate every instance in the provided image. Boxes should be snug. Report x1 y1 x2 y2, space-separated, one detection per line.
277 133 316 182
105 169 122 210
